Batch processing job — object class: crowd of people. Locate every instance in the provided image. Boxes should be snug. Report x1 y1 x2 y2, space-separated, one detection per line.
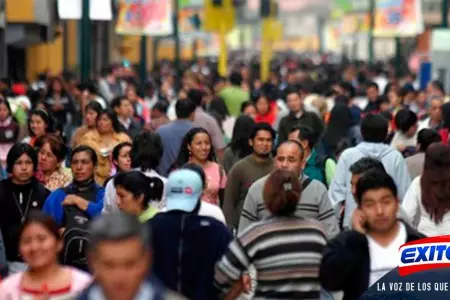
0 59 447 300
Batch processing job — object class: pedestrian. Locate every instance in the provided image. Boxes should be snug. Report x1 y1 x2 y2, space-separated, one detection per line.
22 109 54 146
390 108 418 154
111 96 142 139
220 72 250 117
71 101 102 149
103 141 132 186
405 128 440 179
0 98 19 168
0 211 91 299
223 115 255 173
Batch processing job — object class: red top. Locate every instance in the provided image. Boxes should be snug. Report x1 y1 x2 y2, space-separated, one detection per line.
255 101 278 126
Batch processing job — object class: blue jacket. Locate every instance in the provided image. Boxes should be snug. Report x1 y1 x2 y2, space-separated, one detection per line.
43 184 104 226
329 142 411 228
149 212 233 300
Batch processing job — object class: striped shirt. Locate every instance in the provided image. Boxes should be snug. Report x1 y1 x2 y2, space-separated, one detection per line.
215 217 327 300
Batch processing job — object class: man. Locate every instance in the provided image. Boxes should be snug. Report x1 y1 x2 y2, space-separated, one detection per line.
278 86 324 143
157 99 196 176
239 141 339 238
98 65 126 103
320 170 424 300
363 82 380 113
149 169 233 300
188 89 226 161
329 114 411 229
77 212 186 300
219 72 250 117
289 125 336 187
223 122 275 229
405 128 440 179
390 108 418 153
418 95 443 130
111 96 142 139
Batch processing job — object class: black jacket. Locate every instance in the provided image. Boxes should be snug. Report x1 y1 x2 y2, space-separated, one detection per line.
120 118 142 139
278 111 324 144
0 178 50 262
319 222 425 300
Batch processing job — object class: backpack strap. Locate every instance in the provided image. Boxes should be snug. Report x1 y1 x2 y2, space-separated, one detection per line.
301 177 313 190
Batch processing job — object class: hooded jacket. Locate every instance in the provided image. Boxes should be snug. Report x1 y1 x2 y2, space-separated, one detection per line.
329 142 411 228
149 212 233 300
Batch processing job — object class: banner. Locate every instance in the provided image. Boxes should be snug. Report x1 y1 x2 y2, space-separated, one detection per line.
374 0 424 37
116 0 173 36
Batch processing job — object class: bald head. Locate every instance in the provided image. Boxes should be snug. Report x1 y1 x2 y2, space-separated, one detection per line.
275 141 305 176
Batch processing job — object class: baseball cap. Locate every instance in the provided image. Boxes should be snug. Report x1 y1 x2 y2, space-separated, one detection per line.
166 169 203 213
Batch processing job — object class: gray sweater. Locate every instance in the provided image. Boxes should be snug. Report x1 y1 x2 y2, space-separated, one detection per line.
238 174 339 239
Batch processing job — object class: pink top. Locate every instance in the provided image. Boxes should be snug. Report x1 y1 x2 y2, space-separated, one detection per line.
0 267 92 300
201 162 227 206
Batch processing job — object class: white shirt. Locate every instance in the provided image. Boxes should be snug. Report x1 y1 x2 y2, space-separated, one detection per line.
102 169 168 214
367 222 407 286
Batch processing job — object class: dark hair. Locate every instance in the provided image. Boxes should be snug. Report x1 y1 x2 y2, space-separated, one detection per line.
284 85 299 97
7 143 38 173
182 163 206 188
97 108 123 133
112 142 132 169
378 95 390 105
263 169 302 215
334 95 350 106
0 98 13 117
187 89 205 107
350 157 386 176
131 130 163 172
19 210 61 243
114 171 164 209
277 140 305 161
430 80 445 95
394 109 418 133
338 81 355 99
174 127 216 168
89 212 151 252
229 72 243 86
229 115 255 158
85 101 103 115
289 124 317 149
240 101 255 113
71 145 98 166
152 101 169 114
366 81 379 91
249 122 276 140
417 129 440 152
175 99 196 119
323 103 354 152
29 109 54 136
361 113 388 143
35 134 68 162
421 143 450 223
355 170 397 205
111 96 131 110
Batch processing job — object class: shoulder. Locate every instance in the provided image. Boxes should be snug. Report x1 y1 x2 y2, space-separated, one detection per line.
200 202 226 224
0 272 23 291
116 132 131 142
69 267 92 288
248 175 268 193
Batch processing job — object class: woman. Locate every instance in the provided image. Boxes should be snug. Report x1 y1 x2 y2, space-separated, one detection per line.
44 77 75 128
173 127 226 206
254 95 277 126
22 109 54 146
81 109 131 185
0 98 19 167
0 143 50 273
223 115 255 173
103 141 132 187
35 134 72 191
240 101 256 119
403 143 450 236
0 211 91 299
126 82 149 125
215 169 327 299
103 130 167 213
71 101 103 148
114 171 164 222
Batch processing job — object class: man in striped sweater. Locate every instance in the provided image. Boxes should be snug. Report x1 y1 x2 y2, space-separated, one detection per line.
239 140 339 238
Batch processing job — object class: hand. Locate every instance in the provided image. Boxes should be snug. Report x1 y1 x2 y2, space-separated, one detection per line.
62 195 77 206
352 208 367 234
397 144 406 152
241 274 252 293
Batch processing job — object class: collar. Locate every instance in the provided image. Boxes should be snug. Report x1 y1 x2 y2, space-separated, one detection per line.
0 117 12 126
71 178 96 191
88 281 154 300
118 117 132 129
289 110 304 119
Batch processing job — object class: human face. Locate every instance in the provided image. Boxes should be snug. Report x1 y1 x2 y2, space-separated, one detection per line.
52 80 62 93
0 103 10 121
118 99 133 118
115 146 132 172
388 91 400 107
12 154 34 184
250 130 273 157
366 86 379 102
188 132 211 162
243 105 256 119
275 143 304 176
85 109 98 128
126 87 137 102
360 188 399 233
97 114 114 134
89 238 150 300
71 151 95 182
256 97 270 115
38 143 59 173
429 99 443 123
116 186 143 215
405 124 418 138
287 93 302 113
30 115 47 137
19 223 62 270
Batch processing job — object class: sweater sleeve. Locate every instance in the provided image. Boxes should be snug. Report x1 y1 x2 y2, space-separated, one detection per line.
223 166 241 228
316 183 340 239
238 185 259 234
328 150 350 208
86 188 105 218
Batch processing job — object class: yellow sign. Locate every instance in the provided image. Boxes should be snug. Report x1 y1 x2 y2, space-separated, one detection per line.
204 0 235 33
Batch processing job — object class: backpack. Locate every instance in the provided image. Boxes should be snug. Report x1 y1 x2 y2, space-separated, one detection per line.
314 154 334 188
60 184 100 272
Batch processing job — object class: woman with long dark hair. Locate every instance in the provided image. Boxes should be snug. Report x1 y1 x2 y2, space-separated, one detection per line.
223 115 255 173
173 127 226 206
22 109 55 146
403 142 450 236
